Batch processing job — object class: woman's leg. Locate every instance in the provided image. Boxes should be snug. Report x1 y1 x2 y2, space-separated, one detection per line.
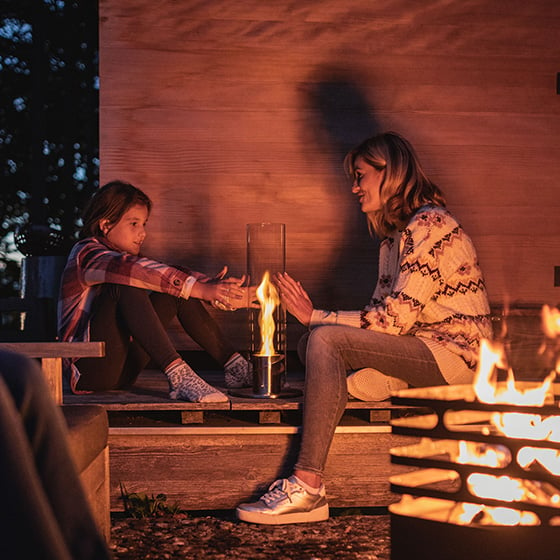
0 350 110 560
236 325 444 525
295 325 444 477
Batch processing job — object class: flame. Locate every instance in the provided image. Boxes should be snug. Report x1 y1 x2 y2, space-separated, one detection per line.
457 502 539 526
459 306 560 525
542 304 560 340
541 304 560 374
473 338 555 406
518 447 560 477
456 441 508 468
255 271 280 356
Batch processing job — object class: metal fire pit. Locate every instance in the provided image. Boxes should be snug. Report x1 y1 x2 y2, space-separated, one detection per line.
389 384 560 560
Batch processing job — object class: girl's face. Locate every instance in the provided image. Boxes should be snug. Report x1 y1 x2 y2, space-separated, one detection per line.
351 156 385 214
99 203 149 255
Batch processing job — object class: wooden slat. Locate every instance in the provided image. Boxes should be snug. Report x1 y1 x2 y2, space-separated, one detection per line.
0 342 105 359
0 342 105 404
65 369 413 414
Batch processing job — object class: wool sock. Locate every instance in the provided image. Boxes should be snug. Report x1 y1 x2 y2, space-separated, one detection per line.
224 352 253 388
165 360 228 403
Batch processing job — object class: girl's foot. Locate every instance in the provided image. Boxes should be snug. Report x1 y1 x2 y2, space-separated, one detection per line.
224 353 253 388
166 361 228 403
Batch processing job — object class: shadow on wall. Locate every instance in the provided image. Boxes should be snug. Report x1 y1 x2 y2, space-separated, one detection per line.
303 67 382 310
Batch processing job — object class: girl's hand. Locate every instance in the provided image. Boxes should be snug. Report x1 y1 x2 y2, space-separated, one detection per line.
274 272 313 326
192 269 258 310
195 265 228 284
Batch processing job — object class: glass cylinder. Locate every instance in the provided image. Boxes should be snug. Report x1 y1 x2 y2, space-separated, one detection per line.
247 223 286 397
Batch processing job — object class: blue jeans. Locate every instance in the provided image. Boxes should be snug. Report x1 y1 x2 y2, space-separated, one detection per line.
294 325 446 476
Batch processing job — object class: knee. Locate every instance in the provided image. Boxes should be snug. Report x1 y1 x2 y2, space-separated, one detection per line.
306 326 345 364
0 350 46 403
307 326 339 352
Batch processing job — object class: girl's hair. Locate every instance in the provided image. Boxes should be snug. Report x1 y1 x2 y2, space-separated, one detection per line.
80 180 152 238
344 131 446 237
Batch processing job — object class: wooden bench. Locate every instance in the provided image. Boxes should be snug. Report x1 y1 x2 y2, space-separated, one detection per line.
0 342 111 541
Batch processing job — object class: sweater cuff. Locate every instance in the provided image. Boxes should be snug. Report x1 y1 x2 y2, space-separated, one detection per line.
309 309 362 329
180 276 198 299
309 309 338 327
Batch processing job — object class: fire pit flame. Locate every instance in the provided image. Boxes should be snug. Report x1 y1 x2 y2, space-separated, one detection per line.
390 305 560 551
473 339 556 406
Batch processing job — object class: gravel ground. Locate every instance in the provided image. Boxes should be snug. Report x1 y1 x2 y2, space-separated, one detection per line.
110 510 391 560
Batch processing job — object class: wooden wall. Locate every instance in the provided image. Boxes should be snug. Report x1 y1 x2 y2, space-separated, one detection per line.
99 0 560 351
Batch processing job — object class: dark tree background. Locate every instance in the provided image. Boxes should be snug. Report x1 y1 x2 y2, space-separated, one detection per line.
0 0 98 298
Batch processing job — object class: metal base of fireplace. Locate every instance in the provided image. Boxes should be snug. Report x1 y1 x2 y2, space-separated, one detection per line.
390 507 559 560
228 387 302 399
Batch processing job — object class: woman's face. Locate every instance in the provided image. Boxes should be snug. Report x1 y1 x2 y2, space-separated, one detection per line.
99 203 149 255
351 156 385 213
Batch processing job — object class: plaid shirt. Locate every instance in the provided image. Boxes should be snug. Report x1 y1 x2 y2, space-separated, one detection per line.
57 236 199 390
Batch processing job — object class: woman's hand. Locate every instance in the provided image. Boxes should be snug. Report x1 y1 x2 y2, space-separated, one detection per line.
274 272 313 326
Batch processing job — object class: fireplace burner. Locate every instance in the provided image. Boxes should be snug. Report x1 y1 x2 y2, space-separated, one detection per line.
389 383 560 560
230 223 301 399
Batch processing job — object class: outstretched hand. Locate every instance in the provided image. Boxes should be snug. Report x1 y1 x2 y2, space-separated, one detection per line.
193 266 259 310
274 272 313 326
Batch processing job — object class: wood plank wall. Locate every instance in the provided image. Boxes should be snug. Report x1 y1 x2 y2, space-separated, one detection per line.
99 0 560 351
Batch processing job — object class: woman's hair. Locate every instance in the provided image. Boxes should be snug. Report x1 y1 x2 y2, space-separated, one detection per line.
80 180 152 238
344 131 446 237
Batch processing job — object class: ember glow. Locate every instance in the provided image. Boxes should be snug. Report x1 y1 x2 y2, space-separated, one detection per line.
255 271 280 356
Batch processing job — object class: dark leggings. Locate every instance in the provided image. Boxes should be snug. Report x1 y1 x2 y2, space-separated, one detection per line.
75 284 236 391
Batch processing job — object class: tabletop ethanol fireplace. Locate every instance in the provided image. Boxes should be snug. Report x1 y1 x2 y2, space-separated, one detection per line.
389 306 560 560
231 223 300 399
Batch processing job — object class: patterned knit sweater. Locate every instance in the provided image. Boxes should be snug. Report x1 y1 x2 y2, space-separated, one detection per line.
310 205 492 383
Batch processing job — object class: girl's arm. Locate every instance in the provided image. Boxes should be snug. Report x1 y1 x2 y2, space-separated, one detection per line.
77 238 248 307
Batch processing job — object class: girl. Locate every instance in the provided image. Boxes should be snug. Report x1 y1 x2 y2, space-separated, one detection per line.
237 131 493 524
58 180 253 402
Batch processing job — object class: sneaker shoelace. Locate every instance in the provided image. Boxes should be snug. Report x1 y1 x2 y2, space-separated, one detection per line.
261 479 300 506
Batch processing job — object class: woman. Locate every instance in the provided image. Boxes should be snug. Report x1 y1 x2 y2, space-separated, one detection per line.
236 131 492 524
58 180 254 402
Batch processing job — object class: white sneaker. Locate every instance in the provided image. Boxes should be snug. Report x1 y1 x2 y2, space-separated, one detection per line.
346 368 408 401
236 476 329 525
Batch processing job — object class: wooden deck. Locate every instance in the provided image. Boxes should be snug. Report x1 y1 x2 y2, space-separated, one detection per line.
65 358 418 512
64 366 406 424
